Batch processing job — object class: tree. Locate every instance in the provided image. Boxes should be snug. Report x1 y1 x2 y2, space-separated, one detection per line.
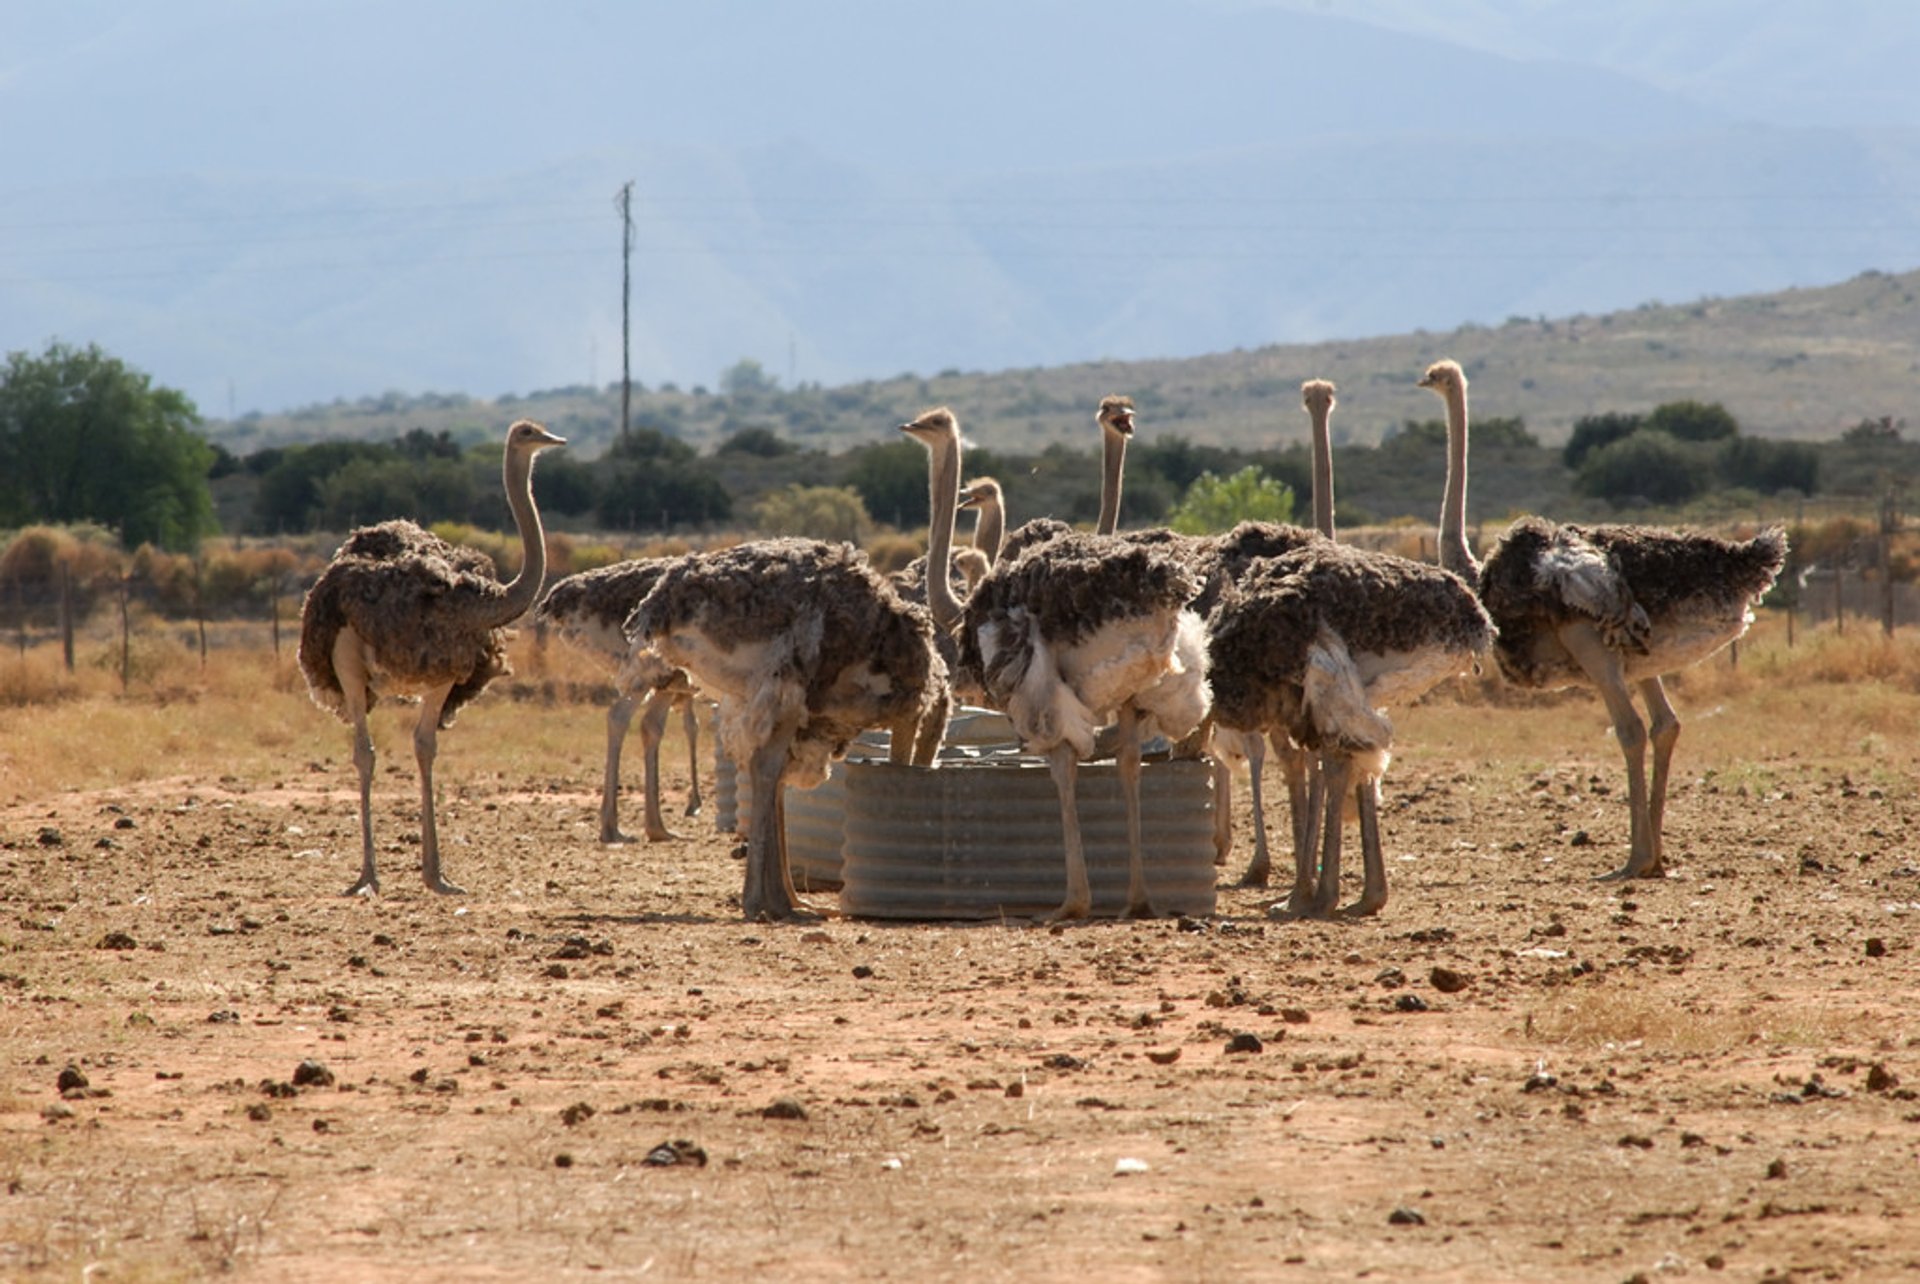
844 439 930 528
717 425 796 457
1646 399 1738 443
1719 437 1818 495
1574 431 1712 506
1563 412 1643 470
1165 466 1296 535
718 358 779 400
593 425 731 530
1392 416 1536 454
753 484 872 544
0 341 217 549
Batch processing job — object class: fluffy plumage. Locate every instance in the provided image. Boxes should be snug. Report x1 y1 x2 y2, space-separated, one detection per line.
298 418 563 896
628 537 949 919
300 523 512 729
1208 540 1492 916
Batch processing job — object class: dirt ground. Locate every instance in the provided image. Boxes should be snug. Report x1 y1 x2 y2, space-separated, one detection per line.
4 682 1920 1283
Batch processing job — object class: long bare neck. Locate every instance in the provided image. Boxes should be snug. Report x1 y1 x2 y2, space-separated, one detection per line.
1309 403 1336 540
1097 428 1127 535
924 435 964 631
496 445 548 623
972 496 1005 566
1438 380 1478 580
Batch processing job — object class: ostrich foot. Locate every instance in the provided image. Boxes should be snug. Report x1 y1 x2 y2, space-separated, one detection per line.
424 875 468 896
682 796 703 819
1237 860 1272 890
643 824 687 843
599 827 639 845
1275 882 1321 919
744 894 839 923
342 877 379 898
1342 891 1387 918
1043 896 1092 924
1595 856 1666 882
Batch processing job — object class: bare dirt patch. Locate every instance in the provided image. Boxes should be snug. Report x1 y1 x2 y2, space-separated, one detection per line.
4 672 1920 1282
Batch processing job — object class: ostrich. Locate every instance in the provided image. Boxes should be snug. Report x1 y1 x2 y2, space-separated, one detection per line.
536 559 704 844
988 395 1134 563
951 417 1211 918
1419 358 1787 879
887 476 1001 622
628 537 949 920
1095 394 1135 535
958 476 1007 567
1218 378 1343 887
1209 540 1493 917
299 418 565 896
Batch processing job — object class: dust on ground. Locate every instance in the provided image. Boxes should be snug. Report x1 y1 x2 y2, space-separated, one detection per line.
4 700 1919 1282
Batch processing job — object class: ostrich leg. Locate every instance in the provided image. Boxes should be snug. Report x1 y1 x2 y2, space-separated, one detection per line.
413 683 464 895
741 724 799 920
1309 753 1357 918
1276 735 1311 878
332 631 382 897
1350 776 1388 917
679 696 704 818
1284 759 1331 919
635 687 681 841
1561 626 1658 881
1241 733 1271 881
1640 676 1681 877
1210 753 1234 868
598 693 639 843
1045 744 1093 921
1116 702 1155 918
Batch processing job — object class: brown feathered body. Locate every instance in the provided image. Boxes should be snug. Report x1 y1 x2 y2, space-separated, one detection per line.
1478 517 1787 690
299 519 518 730
1209 541 1493 758
629 538 948 790
956 530 1210 761
537 557 689 695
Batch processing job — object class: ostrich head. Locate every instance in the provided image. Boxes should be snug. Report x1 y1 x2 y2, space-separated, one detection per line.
506 418 567 458
1300 379 1337 416
957 477 1002 512
1417 360 1466 396
898 406 959 444
1097 394 1136 439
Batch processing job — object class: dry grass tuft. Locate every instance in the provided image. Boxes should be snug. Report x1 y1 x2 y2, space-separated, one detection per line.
1528 984 1890 1055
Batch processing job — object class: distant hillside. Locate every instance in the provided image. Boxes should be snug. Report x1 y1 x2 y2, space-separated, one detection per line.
209 265 1920 462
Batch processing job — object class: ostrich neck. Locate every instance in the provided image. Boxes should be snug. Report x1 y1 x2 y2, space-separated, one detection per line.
1309 404 1336 540
496 447 548 624
1097 430 1127 536
1438 382 1478 579
924 436 964 632
972 499 1005 566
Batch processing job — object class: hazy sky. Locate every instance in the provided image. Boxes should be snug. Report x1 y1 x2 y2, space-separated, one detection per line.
3 2 1916 415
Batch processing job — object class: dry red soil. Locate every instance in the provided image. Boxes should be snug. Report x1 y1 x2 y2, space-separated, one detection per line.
4 695 1919 1282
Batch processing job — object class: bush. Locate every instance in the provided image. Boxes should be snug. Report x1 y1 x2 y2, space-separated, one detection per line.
753 485 872 544
1719 437 1818 496
1574 431 1713 506
1166 467 1297 535
1564 412 1643 470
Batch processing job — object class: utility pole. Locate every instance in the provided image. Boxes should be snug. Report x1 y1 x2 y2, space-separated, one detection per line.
615 180 635 443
